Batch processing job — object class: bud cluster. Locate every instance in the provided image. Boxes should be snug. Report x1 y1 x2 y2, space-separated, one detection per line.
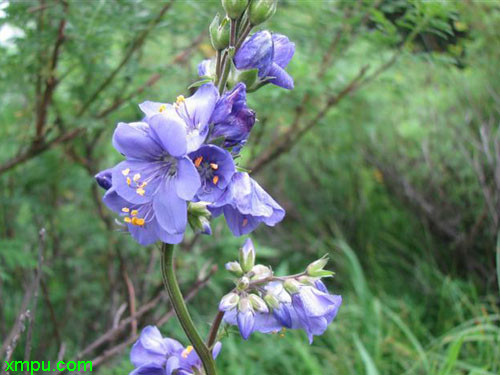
219 239 341 342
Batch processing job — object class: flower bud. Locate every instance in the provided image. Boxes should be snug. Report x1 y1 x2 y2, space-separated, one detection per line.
221 0 248 20
237 276 250 291
239 238 255 273
249 0 277 25
297 275 316 286
264 293 280 309
306 255 334 277
283 279 301 294
95 169 113 191
249 294 269 313
225 261 244 276
219 292 240 311
187 202 212 235
238 296 253 313
209 14 230 51
249 264 272 281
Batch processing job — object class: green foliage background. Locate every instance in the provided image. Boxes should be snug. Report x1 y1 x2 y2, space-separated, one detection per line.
1 0 499 374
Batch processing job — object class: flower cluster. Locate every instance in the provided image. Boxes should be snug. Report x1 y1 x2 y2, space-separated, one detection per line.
95 81 284 245
219 239 342 343
129 326 221 375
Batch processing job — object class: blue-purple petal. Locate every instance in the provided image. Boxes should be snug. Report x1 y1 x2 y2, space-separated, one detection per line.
271 34 295 68
268 62 294 90
153 178 187 235
175 157 201 201
112 122 163 161
148 113 187 158
234 31 273 78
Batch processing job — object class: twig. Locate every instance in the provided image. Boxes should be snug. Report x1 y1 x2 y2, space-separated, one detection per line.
23 228 46 367
81 266 216 369
77 0 176 117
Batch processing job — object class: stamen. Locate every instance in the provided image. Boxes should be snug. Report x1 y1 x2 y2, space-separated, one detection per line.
131 217 145 226
210 163 219 170
131 210 139 216
136 187 146 196
176 95 186 106
127 177 132 186
121 207 130 213
242 218 248 227
133 173 141 182
194 156 203 167
182 346 193 359
124 217 132 223
121 168 130 176
158 104 166 113
212 175 219 185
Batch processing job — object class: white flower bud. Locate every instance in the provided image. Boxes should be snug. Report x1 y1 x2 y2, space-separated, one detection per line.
249 294 269 313
239 238 255 273
225 261 244 276
283 279 301 294
250 264 272 281
219 292 240 311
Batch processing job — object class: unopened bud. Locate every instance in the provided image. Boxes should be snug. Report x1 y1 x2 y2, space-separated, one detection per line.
238 296 253 313
237 276 250 291
219 292 240 311
250 264 272 281
249 0 277 25
239 238 255 273
283 279 301 294
225 261 244 276
306 255 334 277
264 293 280 309
188 202 212 235
209 14 230 51
221 0 248 19
249 294 268 313
297 276 316 286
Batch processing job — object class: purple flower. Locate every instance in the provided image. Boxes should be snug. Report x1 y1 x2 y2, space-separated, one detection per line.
289 281 342 343
234 31 295 90
109 114 200 243
210 172 285 236
103 188 183 245
95 168 112 190
129 326 184 375
210 83 256 150
129 326 221 375
166 343 222 375
189 144 235 202
221 298 282 340
139 83 219 153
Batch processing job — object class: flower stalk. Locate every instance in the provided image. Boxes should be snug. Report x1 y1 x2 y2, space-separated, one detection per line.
161 243 217 375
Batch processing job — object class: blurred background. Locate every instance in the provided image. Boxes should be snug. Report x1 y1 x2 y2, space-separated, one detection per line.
1 0 499 374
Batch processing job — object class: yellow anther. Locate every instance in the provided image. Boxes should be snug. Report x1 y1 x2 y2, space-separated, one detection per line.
279 333 285 338
158 104 166 113
124 217 132 223
133 173 141 182
242 218 248 227
122 168 130 176
127 177 132 186
136 187 145 196
131 217 145 226
121 207 130 213
182 346 193 359
176 95 186 105
131 210 139 216
194 156 203 167
212 175 219 185
210 163 219 170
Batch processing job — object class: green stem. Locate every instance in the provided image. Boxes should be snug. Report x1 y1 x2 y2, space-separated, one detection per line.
161 243 217 375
